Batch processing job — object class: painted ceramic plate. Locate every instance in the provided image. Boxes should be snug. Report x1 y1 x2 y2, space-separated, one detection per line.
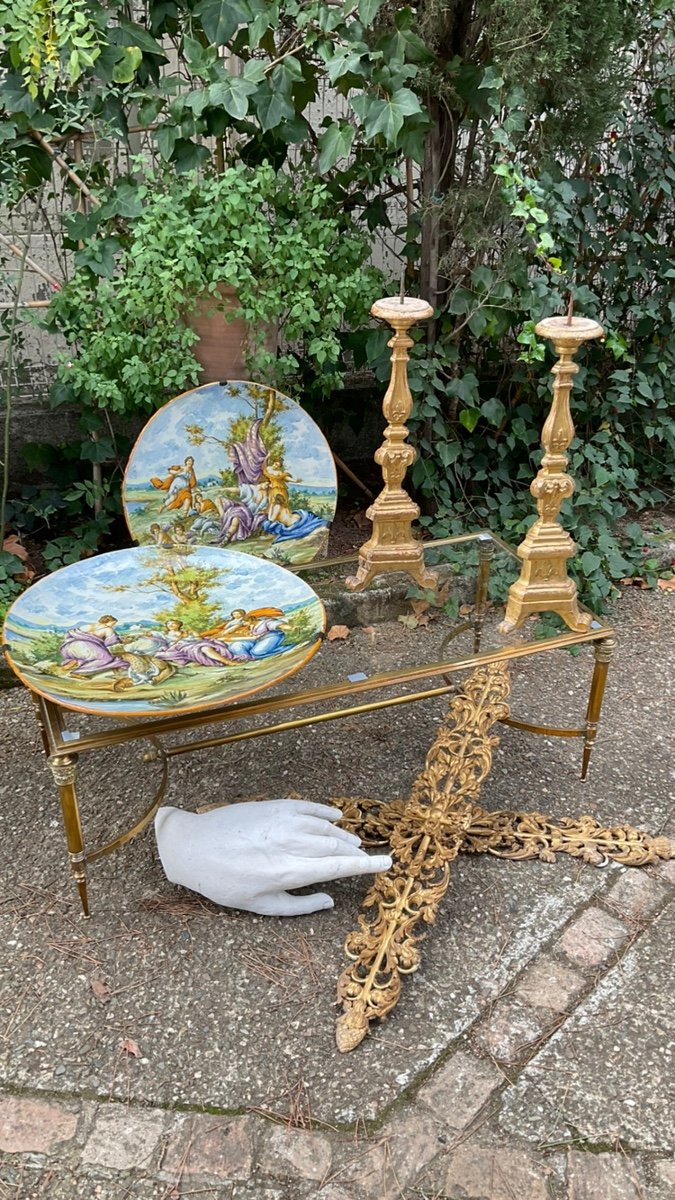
3 546 325 718
123 381 337 566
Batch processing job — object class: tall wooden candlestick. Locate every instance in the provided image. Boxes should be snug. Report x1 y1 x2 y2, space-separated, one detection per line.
346 295 438 592
499 314 604 634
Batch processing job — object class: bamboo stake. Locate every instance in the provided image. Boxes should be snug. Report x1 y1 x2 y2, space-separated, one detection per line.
30 130 101 208
332 452 375 501
0 232 62 290
0 300 51 310
72 132 103 517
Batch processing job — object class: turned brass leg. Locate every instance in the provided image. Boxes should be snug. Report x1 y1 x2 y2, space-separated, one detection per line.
581 636 616 781
30 694 52 757
473 535 495 654
48 753 90 918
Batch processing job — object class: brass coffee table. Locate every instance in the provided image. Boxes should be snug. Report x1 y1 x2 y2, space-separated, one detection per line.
21 529 614 915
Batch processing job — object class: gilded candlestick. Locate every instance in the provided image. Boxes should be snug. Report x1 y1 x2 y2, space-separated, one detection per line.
500 315 604 634
346 295 438 592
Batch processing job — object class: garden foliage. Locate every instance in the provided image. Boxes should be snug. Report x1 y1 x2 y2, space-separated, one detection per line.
0 0 673 610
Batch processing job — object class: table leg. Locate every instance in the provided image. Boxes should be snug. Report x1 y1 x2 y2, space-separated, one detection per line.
30 694 52 757
581 636 616 781
473 535 495 654
48 753 89 917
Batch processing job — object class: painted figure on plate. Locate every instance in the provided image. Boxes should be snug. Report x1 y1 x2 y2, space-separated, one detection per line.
123 382 337 566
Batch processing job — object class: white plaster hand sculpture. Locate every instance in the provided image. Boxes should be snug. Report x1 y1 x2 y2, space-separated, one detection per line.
155 800 392 916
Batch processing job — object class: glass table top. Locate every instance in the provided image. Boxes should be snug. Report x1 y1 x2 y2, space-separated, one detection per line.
296 530 611 669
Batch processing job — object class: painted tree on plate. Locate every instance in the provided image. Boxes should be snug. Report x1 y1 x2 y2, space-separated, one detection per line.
104 552 228 634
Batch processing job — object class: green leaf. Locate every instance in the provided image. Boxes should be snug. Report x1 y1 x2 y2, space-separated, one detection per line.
193 0 242 44
271 56 304 94
155 122 179 159
358 0 383 23
481 397 506 426
109 22 166 56
112 46 143 84
356 87 421 145
459 408 480 432
254 85 294 132
580 550 602 574
318 121 355 173
171 139 211 171
468 308 488 337
448 287 472 315
242 59 266 85
208 76 256 120
326 50 364 85
74 237 120 279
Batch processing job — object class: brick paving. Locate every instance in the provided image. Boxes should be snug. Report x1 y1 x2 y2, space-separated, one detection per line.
1 868 673 1196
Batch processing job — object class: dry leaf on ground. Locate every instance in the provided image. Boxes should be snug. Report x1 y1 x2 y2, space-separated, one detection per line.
90 977 110 1002
398 613 421 629
620 576 650 588
2 535 28 560
657 577 675 591
327 625 350 641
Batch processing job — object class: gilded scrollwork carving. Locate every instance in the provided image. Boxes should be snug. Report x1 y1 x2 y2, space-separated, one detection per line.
335 663 511 1052
334 660 673 1052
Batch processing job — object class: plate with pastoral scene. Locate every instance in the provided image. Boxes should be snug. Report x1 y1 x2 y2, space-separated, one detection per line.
123 381 337 567
3 545 325 718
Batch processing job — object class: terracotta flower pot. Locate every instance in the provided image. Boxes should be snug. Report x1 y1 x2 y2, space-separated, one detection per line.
186 284 278 383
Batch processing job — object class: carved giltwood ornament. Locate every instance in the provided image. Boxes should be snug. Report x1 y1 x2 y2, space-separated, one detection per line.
335 660 673 1051
335 662 511 1051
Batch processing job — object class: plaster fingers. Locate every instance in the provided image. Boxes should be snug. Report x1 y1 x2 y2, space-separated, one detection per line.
274 799 344 822
254 890 335 916
294 817 362 849
290 851 393 888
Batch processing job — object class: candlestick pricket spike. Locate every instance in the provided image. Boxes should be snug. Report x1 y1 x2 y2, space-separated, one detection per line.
346 295 438 593
499 314 604 634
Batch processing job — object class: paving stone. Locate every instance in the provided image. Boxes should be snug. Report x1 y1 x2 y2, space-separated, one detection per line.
336 1112 444 1200
332 1141 385 1195
498 902 675 1151
442 1142 550 1198
416 1050 503 1130
161 1114 254 1181
514 958 586 1012
81 1106 166 1171
0 1096 78 1154
473 998 558 1063
380 1110 446 1188
605 871 668 923
558 906 628 969
261 1125 332 1181
567 1150 644 1199
654 1159 675 1186
651 857 675 884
